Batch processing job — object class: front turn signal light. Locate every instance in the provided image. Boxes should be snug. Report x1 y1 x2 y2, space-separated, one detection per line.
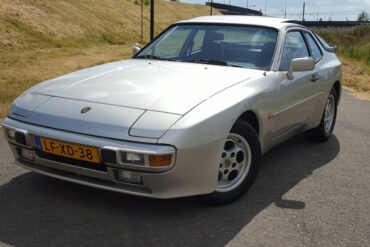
149 154 172 167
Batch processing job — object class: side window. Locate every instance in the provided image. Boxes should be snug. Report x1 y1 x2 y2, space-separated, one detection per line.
304 32 323 62
280 31 309 71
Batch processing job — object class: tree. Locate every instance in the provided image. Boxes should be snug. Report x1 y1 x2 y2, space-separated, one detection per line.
357 11 369 22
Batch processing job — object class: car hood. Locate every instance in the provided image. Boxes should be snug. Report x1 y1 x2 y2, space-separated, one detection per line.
10 59 265 140
31 59 261 115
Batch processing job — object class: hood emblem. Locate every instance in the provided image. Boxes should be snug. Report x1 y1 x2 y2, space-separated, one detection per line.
81 106 91 114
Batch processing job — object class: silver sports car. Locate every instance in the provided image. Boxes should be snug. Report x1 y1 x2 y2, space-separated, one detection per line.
2 16 341 203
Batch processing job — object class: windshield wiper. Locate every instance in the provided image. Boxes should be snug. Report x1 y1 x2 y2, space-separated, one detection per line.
226 63 244 68
182 58 226 65
182 59 244 68
135 54 173 61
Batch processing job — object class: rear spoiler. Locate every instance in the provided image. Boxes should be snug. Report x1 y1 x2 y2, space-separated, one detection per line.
325 45 337 53
315 34 337 53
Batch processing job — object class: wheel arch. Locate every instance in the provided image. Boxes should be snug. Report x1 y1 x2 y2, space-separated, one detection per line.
333 80 341 105
236 110 260 136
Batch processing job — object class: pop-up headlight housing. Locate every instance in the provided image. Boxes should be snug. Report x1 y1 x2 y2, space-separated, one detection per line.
129 111 181 139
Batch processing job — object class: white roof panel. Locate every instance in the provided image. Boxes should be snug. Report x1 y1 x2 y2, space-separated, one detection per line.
177 15 299 29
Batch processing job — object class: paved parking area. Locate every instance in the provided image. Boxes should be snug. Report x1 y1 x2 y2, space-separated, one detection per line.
0 91 369 247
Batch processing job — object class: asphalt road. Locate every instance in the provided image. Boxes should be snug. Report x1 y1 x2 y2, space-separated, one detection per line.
0 91 369 247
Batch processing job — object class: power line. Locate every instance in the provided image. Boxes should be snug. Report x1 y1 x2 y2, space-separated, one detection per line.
272 12 367 17
268 9 370 15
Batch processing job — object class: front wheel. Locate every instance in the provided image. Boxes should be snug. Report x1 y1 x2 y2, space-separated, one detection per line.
305 87 338 142
205 120 261 204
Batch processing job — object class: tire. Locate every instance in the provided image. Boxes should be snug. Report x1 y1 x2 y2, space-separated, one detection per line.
304 87 338 142
205 120 261 205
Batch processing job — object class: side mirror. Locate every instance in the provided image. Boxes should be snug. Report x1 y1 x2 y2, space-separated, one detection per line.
287 57 315 80
132 44 141 56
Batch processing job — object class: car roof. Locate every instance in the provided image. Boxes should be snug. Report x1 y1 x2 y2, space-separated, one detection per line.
177 15 303 29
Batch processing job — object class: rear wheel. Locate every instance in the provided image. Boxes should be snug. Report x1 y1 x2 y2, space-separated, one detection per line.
205 120 261 204
305 87 338 142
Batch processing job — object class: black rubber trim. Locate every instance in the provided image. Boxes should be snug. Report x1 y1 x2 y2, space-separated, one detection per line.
36 151 107 172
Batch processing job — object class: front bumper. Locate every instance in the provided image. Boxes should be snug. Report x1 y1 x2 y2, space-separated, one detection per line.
2 118 221 198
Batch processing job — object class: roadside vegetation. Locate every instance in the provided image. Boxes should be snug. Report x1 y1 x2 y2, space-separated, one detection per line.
315 25 370 98
315 25 370 66
0 0 219 117
0 0 369 117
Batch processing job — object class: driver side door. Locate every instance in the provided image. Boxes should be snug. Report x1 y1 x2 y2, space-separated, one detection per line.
274 30 320 140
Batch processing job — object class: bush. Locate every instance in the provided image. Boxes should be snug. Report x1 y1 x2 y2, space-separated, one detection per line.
315 26 370 65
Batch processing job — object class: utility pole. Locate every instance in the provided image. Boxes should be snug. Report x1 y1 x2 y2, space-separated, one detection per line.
246 0 248 8
302 2 305 22
284 0 287 18
141 0 144 42
150 0 154 41
264 0 267 15
317 6 319 21
210 0 213 15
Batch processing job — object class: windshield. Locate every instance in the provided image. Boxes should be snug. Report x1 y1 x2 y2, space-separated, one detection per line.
135 24 278 70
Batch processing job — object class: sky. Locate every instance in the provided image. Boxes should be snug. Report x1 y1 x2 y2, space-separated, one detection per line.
181 0 370 21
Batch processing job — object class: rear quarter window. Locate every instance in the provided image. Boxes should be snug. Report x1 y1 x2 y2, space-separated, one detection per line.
304 32 323 62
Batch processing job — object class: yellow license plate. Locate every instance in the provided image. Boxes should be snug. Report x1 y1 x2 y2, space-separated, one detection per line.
38 137 100 164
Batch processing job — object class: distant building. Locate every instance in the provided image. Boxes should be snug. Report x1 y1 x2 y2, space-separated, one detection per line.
206 2 262 16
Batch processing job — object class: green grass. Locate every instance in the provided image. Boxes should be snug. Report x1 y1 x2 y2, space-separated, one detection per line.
315 25 370 67
0 0 220 117
0 1 369 117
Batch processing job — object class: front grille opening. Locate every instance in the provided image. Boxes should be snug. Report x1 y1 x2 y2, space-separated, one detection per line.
37 151 107 172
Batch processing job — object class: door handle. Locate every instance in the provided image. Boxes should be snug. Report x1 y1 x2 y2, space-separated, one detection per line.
310 74 320 82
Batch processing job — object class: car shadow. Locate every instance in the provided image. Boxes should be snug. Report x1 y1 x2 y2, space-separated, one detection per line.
0 134 340 247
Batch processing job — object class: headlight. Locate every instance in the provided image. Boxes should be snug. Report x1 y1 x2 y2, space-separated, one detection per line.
122 152 145 165
4 127 16 139
121 152 173 167
129 111 181 139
